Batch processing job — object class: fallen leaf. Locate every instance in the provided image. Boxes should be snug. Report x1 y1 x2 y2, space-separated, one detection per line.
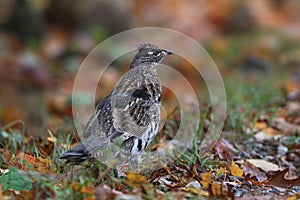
286 193 300 200
127 172 147 183
230 161 243 177
22 154 51 174
238 159 279 172
81 185 95 195
200 171 212 189
254 122 268 130
183 187 204 195
241 160 268 182
272 117 300 135
214 139 239 160
253 121 277 141
125 172 149 189
254 130 273 141
214 167 226 177
211 182 222 196
268 168 300 188
244 174 266 187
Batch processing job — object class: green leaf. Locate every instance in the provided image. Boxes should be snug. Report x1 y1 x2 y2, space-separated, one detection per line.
0 166 32 191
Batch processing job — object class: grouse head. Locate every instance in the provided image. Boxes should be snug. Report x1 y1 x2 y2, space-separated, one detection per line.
130 43 172 68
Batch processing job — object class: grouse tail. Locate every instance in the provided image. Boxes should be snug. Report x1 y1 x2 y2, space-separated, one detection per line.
58 143 90 165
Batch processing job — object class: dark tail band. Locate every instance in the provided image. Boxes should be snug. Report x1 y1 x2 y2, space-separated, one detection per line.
58 143 90 165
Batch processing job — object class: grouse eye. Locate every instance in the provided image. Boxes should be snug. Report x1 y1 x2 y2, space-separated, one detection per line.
152 51 161 56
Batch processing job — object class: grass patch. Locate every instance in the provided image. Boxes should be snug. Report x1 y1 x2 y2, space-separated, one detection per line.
223 73 285 140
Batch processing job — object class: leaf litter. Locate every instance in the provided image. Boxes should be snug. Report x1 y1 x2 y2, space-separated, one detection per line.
1 95 299 199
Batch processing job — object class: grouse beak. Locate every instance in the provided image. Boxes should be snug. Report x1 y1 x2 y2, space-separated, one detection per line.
163 50 173 55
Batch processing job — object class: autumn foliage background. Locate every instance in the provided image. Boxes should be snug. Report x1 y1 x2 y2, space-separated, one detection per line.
0 0 299 199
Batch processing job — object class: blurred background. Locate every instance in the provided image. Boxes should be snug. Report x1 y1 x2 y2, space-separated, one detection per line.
0 0 299 136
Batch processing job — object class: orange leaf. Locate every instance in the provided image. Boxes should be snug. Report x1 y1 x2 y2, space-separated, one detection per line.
211 182 221 196
200 171 212 189
254 122 268 130
230 161 243 177
81 185 94 194
23 154 51 174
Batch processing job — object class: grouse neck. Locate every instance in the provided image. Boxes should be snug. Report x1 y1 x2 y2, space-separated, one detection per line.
138 65 158 77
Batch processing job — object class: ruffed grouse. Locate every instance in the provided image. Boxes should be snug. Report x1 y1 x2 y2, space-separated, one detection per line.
59 44 172 169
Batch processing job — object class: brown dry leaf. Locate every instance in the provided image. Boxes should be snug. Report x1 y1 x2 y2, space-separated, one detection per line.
214 139 239 160
192 165 198 177
37 137 55 157
230 161 243 177
163 165 172 176
0 185 2 199
23 154 51 174
211 182 222 196
0 147 11 162
268 168 300 188
272 117 300 135
244 174 266 187
241 160 268 182
200 171 212 189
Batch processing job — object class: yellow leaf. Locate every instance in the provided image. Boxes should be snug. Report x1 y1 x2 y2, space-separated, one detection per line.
183 187 209 196
230 161 243 177
183 187 199 195
200 171 212 189
254 122 268 130
286 193 300 200
192 165 198 176
126 172 148 188
214 167 226 177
